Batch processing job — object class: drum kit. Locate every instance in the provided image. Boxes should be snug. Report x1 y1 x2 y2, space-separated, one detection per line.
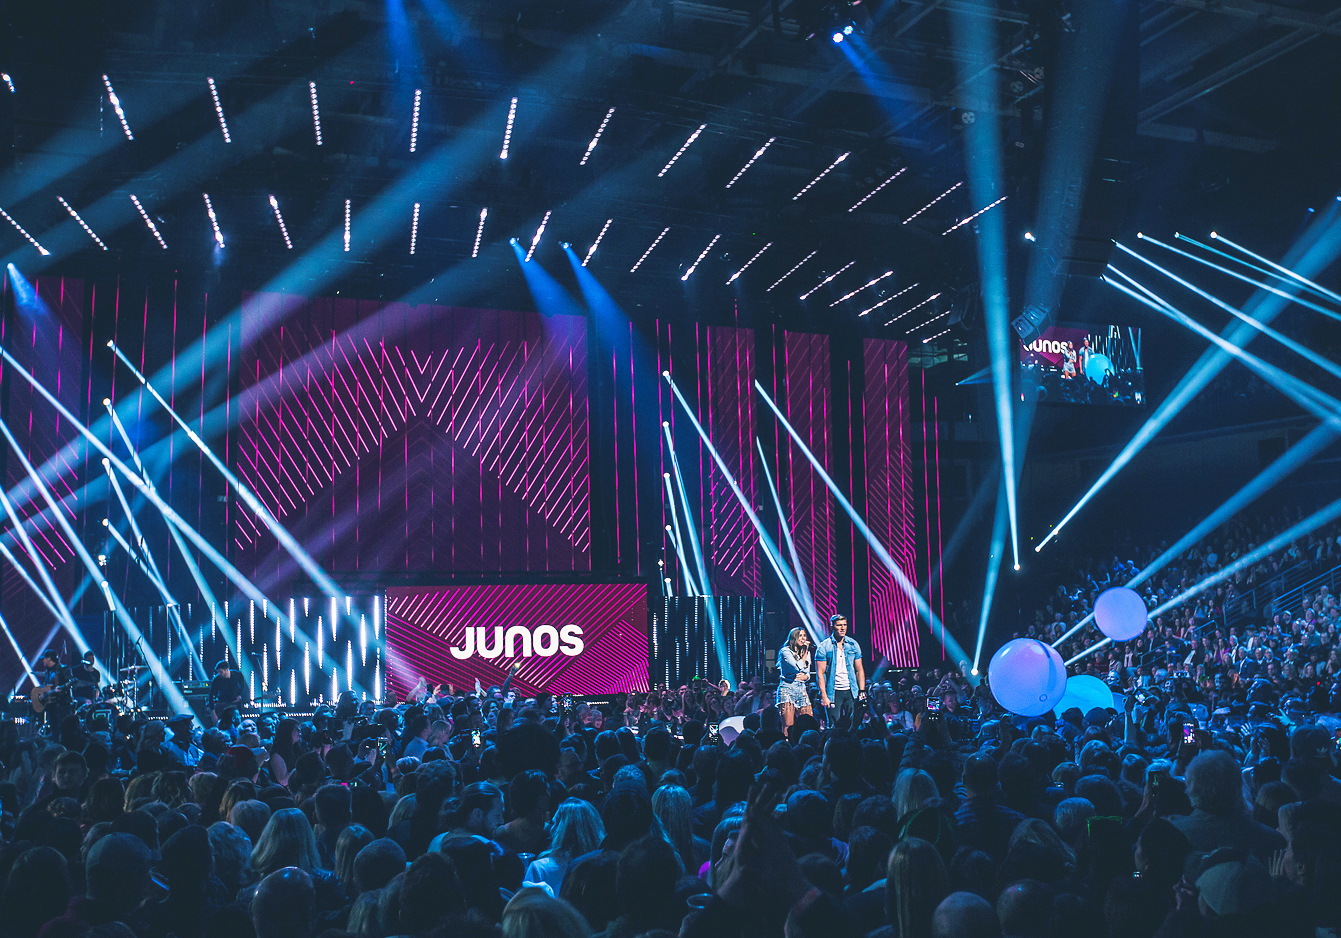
98 664 148 714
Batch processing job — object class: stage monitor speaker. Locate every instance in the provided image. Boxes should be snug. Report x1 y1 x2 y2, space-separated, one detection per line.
1011 304 1051 345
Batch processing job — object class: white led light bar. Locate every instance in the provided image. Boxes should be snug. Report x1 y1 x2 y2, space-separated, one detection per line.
0 207 50 255
409 88 422 153
207 78 231 143
268 194 293 250
409 202 420 255
583 218 612 266
344 199 351 252
580 107 615 166
885 291 941 325
500 97 517 159
525 210 551 262
856 281 919 317
658 124 706 177
681 234 721 281
202 193 224 249
631 226 670 272
308 82 322 146
128 195 166 249
849 168 907 213
910 308 950 331
903 182 962 224
793 151 849 201
472 207 487 258
102 75 133 141
942 194 1008 235
799 260 855 300
727 241 772 283
725 137 775 188
57 197 107 250
830 270 893 306
766 250 817 292
922 327 951 344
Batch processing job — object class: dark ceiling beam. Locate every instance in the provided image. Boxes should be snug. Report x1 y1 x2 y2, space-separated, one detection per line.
1155 0 1341 38
678 0 797 95
1136 121 1277 152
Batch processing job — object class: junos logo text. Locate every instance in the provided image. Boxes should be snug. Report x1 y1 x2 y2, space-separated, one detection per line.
449 624 584 660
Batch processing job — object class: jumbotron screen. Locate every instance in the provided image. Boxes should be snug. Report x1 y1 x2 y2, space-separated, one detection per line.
384 583 649 697
1019 323 1144 406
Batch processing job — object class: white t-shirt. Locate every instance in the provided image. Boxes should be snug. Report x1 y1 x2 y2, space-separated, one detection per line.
833 641 851 690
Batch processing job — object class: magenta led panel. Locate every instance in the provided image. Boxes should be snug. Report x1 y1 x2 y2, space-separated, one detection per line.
781 330 837 625
702 326 760 596
385 582 649 696
233 296 591 574
863 338 919 668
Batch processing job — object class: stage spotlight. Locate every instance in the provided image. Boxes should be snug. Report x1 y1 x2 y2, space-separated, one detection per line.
128 195 167 249
857 281 919 318
525 210 551 262
631 227 670 272
793 152 849 201
500 97 517 159
1023 231 1035 241
766 250 818 292
344 199 351 252
0 74 12 94
832 31 844 42
943 195 1008 235
580 107 615 166
509 237 519 245
844 23 855 34
799 260 855 300
308 81 322 146
409 88 421 153
206 77 231 143
727 241 772 284
57 197 108 250
409 202 420 255
102 75 133 140
681 233 720 281
472 207 487 258
849 168 906 213
583 218 612 266
268 195 293 250
658 124 706 177
725 137 775 188
202 193 224 249
904 182 962 224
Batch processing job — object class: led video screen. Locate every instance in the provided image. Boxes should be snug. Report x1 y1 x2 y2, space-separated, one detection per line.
1020 323 1144 406
384 583 649 697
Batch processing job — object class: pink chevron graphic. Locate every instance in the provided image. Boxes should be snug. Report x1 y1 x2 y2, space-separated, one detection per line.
703 326 759 596
233 297 590 573
864 338 919 667
781 331 837 626
385 583 649 695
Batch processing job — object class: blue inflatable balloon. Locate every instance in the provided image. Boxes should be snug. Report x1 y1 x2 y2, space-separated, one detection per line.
1093 587 1148 642
1052 674 1115 718
988 639 1068 716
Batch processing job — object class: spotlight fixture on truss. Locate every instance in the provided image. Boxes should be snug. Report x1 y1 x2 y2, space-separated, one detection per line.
308 82 322 146
583 218 612 266
681 234 721 281
500 97 517 159
206 78 231 143
725 137 775 188
201 194 224 249
856 281 918 317
849 168 906 212
727 242 772 283
268 195 293 250
472 207 487 258
0 207 50 255
58 197 107 250
766 251 818 292
631 227 671 272
525 210 551 261
128 195 167 249
830 270 893 306
102 75 133 140
409 88 421 153
799 260 855 300
658 124 706 177
793 152 849 200
580 107 615 166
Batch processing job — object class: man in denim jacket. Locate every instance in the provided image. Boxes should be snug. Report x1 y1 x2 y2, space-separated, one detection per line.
814 614 866 726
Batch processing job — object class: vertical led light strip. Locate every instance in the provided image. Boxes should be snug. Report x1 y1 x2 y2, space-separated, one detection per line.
343 199 351 252
658 124 706 177
792 152 849 200
525 210 551 262
409 88 422 152
57 197 108 250
680 233 720 281
102 75 133 140
308 81 323 146
725 137 775 188
206 77 231 143
409 202 420 255
765 250 817 292
500 97 517 159
580 107 615 165
630 226 670 272
583 218 612 266
127 195 167 248
849 167 906 212
727 241 772 283
202 193 224 248
268 195 293 249
472 207 487 257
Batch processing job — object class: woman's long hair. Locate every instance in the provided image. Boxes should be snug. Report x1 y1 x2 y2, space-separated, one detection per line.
887 837 948 938
541 799 604 865
272 719 301 769
251 807 324 877
786 628 811 668
334 824 374 894
651 785 696 874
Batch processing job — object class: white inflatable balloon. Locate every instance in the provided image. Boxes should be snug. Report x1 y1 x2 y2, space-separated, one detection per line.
1093 587 1149 642
1052 674 1115 717
988 639 1068 716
